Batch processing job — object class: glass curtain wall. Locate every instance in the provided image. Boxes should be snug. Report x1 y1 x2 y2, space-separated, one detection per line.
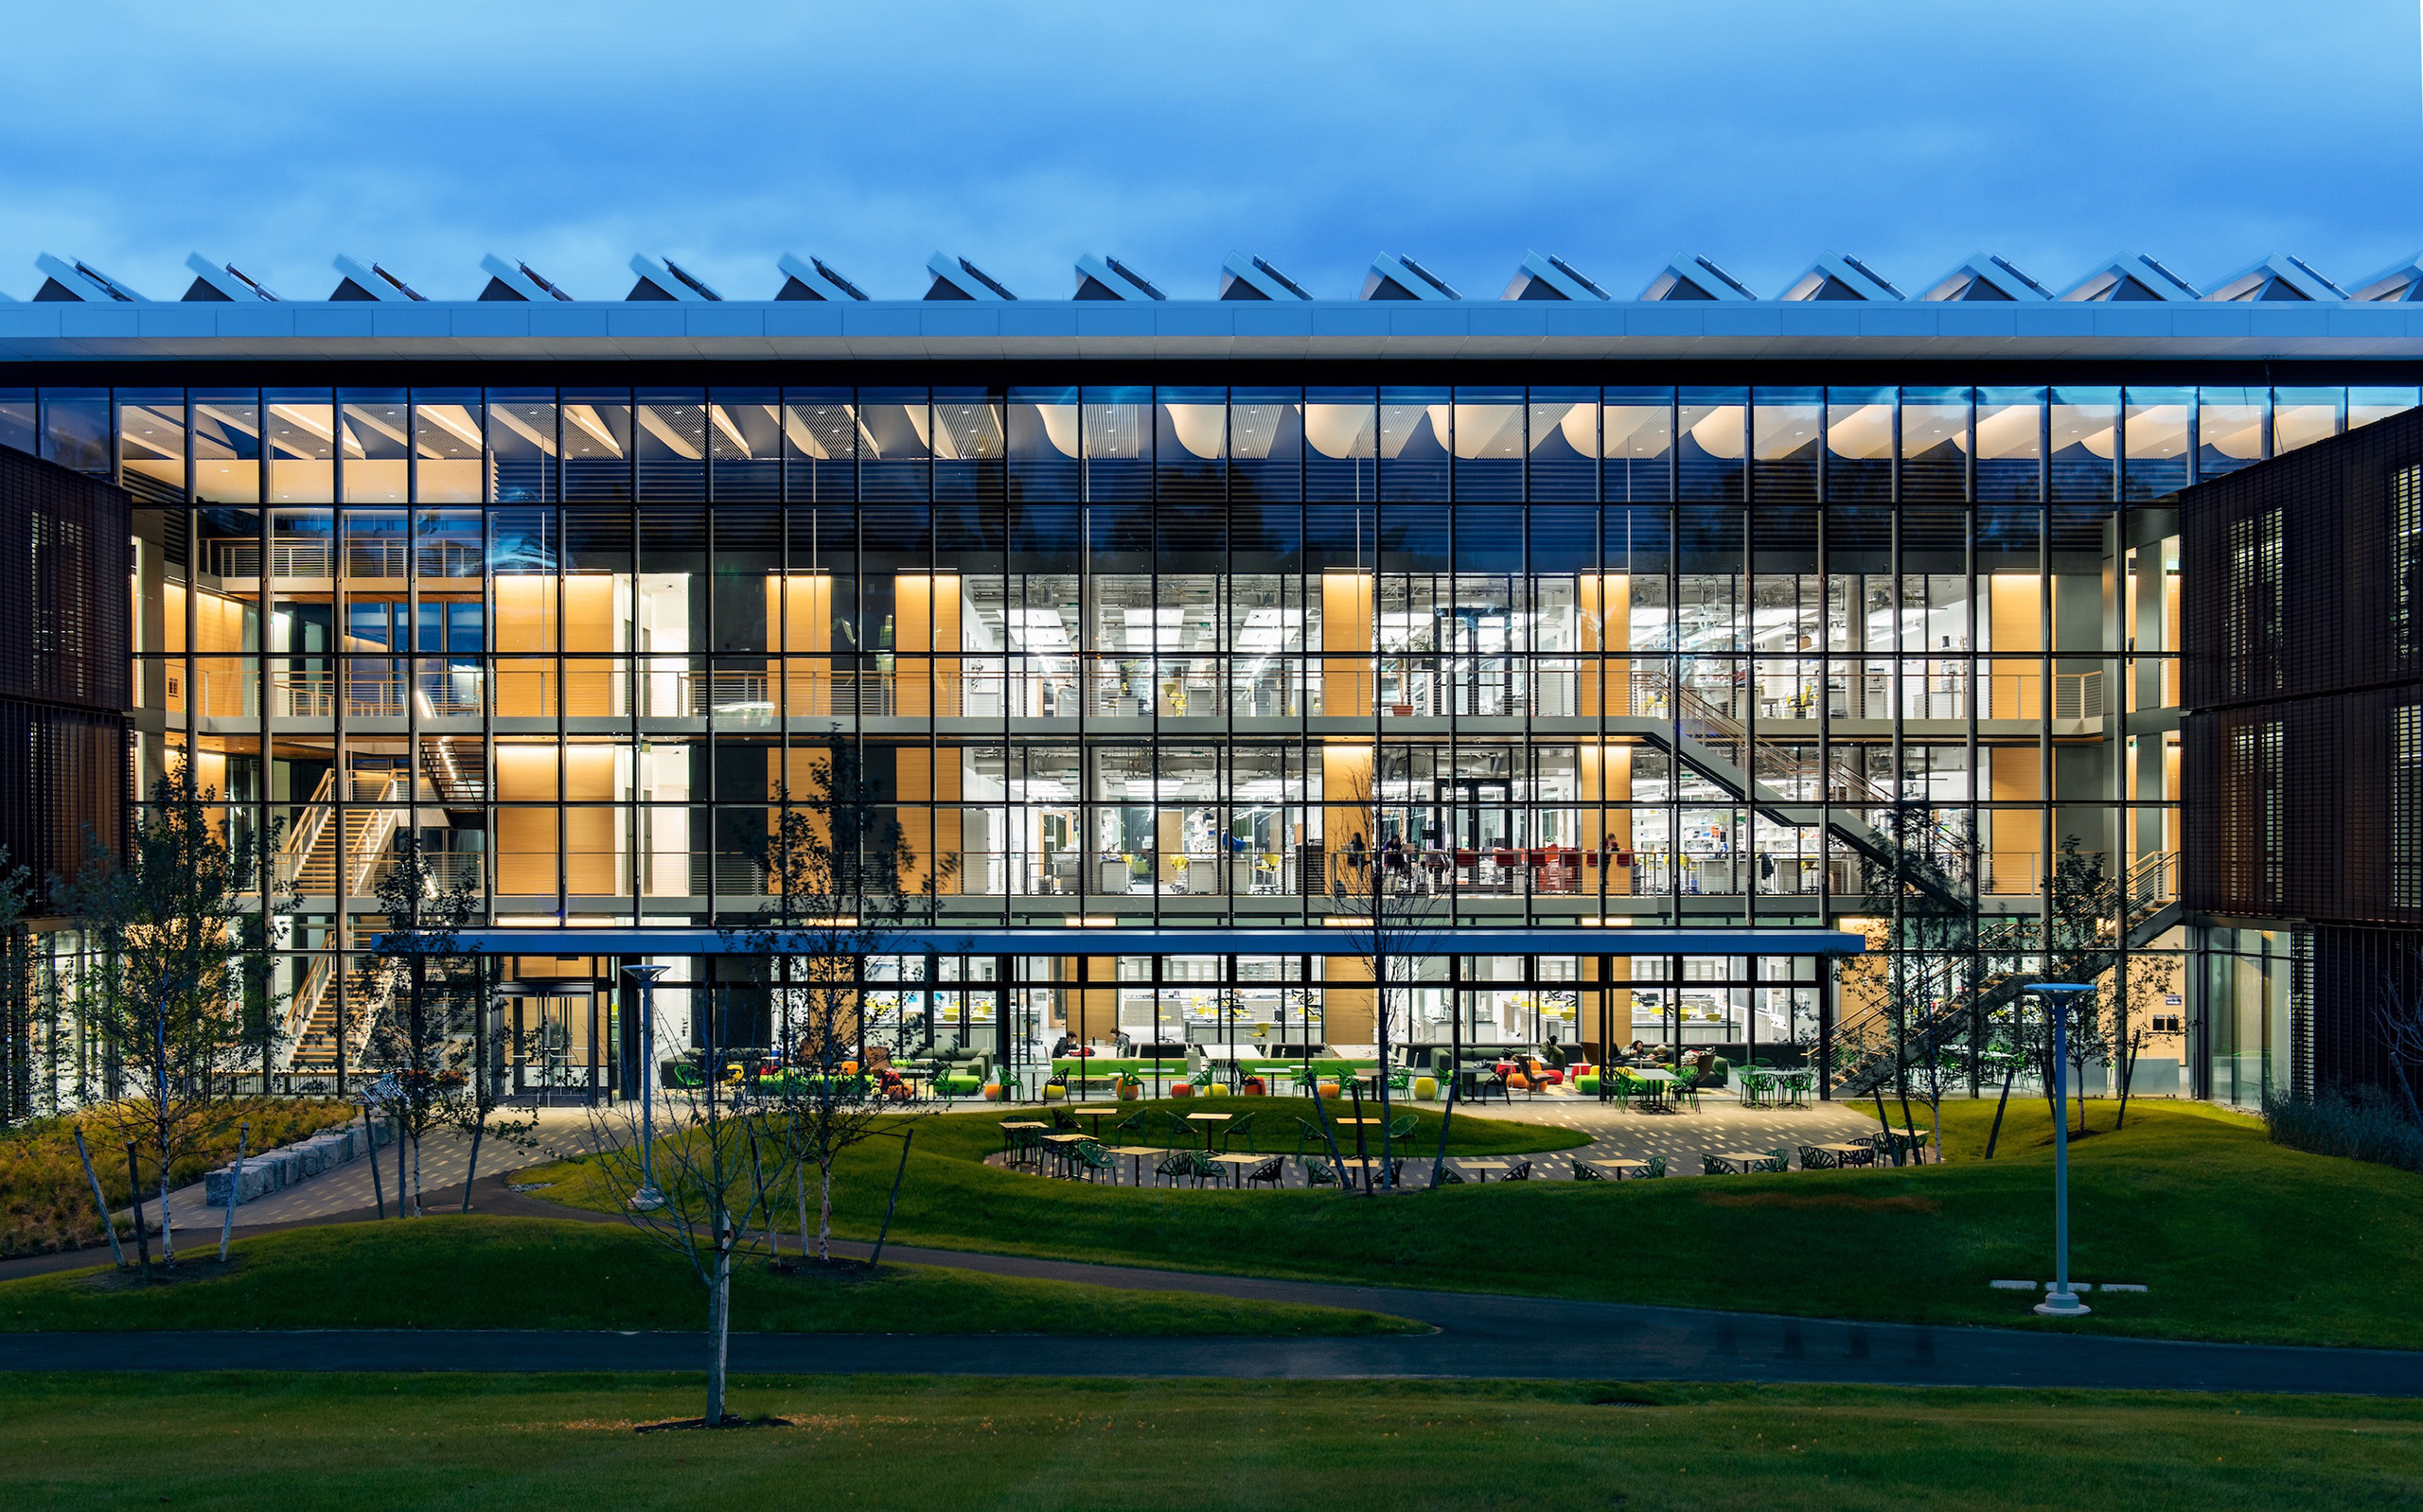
75 378 2409 1084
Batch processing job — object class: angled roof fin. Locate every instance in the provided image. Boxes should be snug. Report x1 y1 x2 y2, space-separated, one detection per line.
2344 252 2423 303
479 254 573 302
1639 254 1757 301
1502 251 1609 301
1918 251 2051 303
182 253 278 303
1779 252 1904 302
32 254 148 303
2204 253 2346 303
924 253 1016 301
626 255 721 302
1074 253 1166 301
330 254 425 302
1361 253 1459 301
2058 252 2201 302
1218 251 1313 300
774 252 870 301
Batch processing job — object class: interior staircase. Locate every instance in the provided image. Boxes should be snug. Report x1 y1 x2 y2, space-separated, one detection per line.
1831 849 2180 1097
1617 668 1972 910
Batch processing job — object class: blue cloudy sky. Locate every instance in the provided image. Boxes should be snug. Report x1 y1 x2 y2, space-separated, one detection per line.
3 1 2419 303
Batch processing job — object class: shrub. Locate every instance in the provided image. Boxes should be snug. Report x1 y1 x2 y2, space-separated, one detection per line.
2263 1088 2423 1176
0 1099 359 1257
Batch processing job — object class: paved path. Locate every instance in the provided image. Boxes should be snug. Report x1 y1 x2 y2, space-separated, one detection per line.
9 1306 2423 1394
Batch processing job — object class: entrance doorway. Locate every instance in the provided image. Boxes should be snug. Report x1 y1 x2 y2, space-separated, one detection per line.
504 988 615 1104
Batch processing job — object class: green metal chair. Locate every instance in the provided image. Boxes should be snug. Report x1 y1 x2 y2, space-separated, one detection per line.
1701 1152 1739 1177
1572 1159 1608 1182
1155 1150 1203 1187
1303 1157 1339 1187
1386 1113 1419 1143
1639 1155 1668 1179
1072 1140 1115 1182
1216 1112 1258 1153
1762 1147 1792 1173
1799 1143 1839 1170
1291 1116 1328 1157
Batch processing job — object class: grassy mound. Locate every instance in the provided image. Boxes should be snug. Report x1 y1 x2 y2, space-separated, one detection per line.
524 1098 2423 1349
0 1215 1415 1336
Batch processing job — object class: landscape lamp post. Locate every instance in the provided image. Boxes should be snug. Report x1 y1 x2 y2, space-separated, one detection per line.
2030 981 2096 1318
623 962 670 1211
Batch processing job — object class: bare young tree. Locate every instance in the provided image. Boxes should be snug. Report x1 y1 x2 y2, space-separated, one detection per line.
1328 760 1443 1192
731 740 946 1259
2368 958 2423 1128
365 832 536 1213
588 993 787 1428
57 768 281 1267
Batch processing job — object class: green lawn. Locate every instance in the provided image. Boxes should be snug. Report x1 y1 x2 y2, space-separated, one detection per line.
524 1098 2423 1351
0 1217 1411 1337
3 1374 2416 1510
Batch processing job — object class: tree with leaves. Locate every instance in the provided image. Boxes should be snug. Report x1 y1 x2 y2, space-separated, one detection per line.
0 850 36 1129
57 768 281 1267
731 739 946 1259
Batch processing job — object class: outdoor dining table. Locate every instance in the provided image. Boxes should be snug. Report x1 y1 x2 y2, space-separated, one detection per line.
1105 1145 1161 1185
1205 1152 1265 1187
1583 1158 1650 1180
1711 1151 1777 1174
1457 1159 1511 1183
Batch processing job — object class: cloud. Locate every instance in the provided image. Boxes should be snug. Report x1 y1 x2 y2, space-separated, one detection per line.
2 0 2417 301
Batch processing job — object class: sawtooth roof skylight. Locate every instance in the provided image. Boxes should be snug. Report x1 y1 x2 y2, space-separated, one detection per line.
774 253 869 301
1362 253 1459 300
2346 252 2423 303
1779 252 1903 301
2204 254 2345 303
478 255 573 302
925 254 1016 300
1217 252 1312 300
627 255 720 302
1501 251 1609 301
2060 252 2201 301
1639 255 1758 301
330 254 423 302
1073 254 1165 300
1918 252 2051 302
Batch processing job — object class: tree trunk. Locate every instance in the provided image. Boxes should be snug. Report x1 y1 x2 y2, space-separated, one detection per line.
363 1106 386 1220
459 1122 485 1214
410 1131 423 1219
395 1111 407 1218
1871 1086 1898 1166
73 1130 124 1268
816 1153 835 1260
1984 1057 2018 1159
796 1154 812 1261
705 1228 731 1427
155 1145 177 1266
